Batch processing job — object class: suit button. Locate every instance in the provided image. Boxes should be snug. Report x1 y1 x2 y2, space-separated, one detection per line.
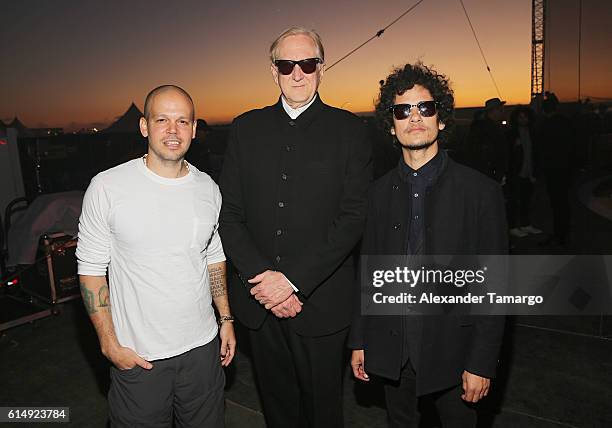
289 120 296 126
276 229 283 236
281 173 288 180
278 201 285 208
285 145 292 152
393 223 401 230
275 255 281 263
392 184 399 190
390 330 399 336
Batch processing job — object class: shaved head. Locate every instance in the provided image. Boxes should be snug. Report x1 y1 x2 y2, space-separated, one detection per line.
143 85 194 120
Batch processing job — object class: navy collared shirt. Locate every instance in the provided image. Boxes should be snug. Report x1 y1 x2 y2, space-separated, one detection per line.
398 150 444 255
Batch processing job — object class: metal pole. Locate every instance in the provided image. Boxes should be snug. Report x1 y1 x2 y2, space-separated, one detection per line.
578 0 582 102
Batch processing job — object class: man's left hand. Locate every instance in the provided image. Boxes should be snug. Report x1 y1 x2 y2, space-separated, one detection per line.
219 322 236 367
461 370 490 403
249 270 293 308
271 294 303 318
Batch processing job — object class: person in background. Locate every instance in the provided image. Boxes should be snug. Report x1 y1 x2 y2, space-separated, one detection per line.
507 106 542 238
537 97 575 246
468 97 509 184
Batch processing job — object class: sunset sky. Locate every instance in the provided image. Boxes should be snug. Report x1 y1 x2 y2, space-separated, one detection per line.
1 0 609 130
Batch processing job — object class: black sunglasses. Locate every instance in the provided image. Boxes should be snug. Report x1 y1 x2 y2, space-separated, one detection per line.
274 58 322 75
390 101 438 119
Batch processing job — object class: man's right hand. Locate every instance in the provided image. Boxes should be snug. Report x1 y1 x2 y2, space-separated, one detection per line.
351 349 369 381
270 294 303 318
105 344 153 371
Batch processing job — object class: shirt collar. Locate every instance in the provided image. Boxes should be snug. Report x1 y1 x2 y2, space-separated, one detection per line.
398 150 444 184
281 94 318 119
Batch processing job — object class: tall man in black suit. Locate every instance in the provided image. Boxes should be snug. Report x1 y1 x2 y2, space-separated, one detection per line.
349 63 506 427
219 26 371 428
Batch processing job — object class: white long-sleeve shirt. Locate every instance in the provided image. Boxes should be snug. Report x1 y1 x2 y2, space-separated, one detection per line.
76 158 225 361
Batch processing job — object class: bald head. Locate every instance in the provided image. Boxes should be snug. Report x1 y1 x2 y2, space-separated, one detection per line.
143 85 195 120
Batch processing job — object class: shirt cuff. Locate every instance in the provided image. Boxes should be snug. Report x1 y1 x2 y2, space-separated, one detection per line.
283 274 299 292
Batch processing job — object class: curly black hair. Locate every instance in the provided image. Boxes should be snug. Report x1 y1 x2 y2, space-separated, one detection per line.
375 62 455 145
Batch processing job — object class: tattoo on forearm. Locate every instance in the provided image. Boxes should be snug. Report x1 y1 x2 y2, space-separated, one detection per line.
80 282 111 315
209 266 227 298
80 282 97 315
98 285 110 307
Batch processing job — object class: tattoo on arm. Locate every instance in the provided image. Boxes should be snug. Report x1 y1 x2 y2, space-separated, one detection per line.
98 285 110 307
80 282 97 315
80 282 111 315
209 266 227 298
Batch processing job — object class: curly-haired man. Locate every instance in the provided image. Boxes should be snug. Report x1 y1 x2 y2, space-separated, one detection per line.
348 63 507 427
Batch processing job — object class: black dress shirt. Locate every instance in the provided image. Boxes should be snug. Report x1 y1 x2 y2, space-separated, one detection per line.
398 150 443 255
397 150 444 370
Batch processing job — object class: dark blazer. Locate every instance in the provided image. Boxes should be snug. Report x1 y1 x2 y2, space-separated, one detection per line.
507 125 538 180
348 151 507 396
219 95 372 336
468 117 509 182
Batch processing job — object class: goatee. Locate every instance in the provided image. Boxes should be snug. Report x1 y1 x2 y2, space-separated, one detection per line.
402 140 436 151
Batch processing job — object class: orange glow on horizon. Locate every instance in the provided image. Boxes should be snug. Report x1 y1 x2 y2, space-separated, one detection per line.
2 0 610 130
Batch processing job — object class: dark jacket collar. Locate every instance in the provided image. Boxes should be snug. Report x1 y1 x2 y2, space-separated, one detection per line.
274 93 324 128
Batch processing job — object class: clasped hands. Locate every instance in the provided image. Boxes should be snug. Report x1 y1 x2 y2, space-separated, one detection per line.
249 270 303 318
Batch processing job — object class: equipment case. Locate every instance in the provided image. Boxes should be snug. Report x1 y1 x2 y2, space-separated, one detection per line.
20 232 80 305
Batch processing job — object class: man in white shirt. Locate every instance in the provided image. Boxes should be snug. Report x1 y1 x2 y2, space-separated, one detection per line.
77 85 235 427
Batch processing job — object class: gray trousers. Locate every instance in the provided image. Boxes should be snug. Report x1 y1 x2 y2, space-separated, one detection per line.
108 337 225 428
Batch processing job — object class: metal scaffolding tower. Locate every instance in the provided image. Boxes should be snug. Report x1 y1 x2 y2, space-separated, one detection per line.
531 0 546 98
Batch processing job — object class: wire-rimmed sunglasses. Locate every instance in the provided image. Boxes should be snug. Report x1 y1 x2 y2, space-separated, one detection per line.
390 101 438 119
273 58 322 75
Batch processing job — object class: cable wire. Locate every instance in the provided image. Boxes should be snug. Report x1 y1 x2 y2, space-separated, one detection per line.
326 0 426 72
458 0 503 99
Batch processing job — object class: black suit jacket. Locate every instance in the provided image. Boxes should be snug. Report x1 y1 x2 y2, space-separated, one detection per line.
348 152 507 396
219 95 372 336
468 117 509 182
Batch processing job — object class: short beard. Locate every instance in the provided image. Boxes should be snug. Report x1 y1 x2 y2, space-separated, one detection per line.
400 139 436 151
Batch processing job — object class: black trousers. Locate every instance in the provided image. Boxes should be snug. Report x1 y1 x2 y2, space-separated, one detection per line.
384 360 477 428
248 315 348 428
544 168 571 240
